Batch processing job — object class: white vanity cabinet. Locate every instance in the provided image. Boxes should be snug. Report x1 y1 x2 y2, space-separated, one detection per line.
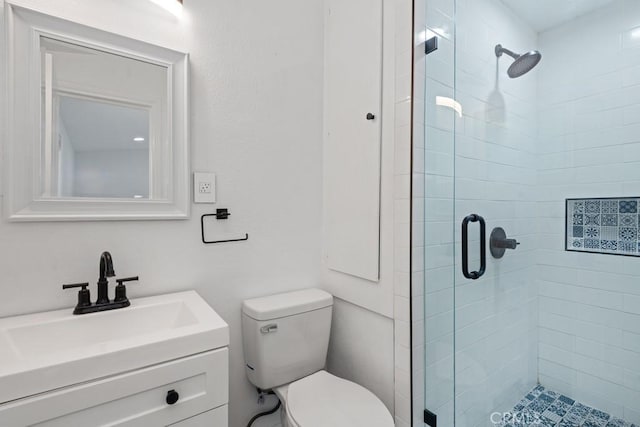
0 291 230 427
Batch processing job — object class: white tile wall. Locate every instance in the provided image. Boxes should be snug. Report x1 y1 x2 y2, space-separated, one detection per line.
537 1 640 422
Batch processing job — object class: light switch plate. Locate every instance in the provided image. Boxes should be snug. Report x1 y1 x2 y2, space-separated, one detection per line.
193 172 216 203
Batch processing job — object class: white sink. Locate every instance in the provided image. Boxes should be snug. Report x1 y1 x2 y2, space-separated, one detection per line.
0 291 229 405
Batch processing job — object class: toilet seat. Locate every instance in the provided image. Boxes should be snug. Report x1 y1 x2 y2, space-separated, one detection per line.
282 371 394 427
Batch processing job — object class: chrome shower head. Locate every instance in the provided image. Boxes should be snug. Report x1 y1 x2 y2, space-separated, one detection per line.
495 44 542 78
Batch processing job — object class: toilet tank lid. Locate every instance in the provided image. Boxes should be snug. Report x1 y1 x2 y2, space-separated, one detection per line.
242 289 333 321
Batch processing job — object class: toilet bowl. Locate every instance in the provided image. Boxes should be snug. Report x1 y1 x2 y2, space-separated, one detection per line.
274 370 394 427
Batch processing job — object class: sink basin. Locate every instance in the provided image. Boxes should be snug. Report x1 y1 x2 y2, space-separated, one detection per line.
6 300 199 356
0 291 228 404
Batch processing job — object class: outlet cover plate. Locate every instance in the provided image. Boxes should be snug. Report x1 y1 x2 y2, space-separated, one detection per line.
193 172 216 204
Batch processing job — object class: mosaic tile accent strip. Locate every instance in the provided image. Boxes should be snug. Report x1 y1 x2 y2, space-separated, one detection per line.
566 198 640 256
497 384 636 427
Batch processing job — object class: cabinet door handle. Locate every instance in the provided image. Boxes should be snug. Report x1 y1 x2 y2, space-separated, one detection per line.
366 113 375 120
166 389 180 405
461 214 486 280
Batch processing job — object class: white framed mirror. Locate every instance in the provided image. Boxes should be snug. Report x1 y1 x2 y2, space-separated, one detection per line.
4 3 189 221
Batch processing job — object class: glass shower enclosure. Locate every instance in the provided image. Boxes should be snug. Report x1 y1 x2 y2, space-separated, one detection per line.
417 0 640 426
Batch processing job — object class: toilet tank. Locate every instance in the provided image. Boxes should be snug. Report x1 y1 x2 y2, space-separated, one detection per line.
242 289 333 390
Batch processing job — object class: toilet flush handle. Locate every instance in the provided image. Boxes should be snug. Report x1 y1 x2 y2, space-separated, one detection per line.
260 324 278 334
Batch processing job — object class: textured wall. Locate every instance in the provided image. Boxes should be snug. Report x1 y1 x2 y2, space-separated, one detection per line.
0 1 323 426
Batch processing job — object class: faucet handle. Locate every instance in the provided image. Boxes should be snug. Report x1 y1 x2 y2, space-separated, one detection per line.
116 276 139 285
62 282 89 290
62 282 91 309
114 276 139 303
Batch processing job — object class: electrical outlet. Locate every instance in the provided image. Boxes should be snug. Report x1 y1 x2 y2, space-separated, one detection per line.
194 172 216 203
199 182 212 194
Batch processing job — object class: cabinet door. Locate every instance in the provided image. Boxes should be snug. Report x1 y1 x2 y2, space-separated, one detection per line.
0 348 228 427
169 406 228 427
325 0 383 281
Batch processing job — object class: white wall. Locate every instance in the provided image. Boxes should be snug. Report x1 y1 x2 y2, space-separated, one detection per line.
46 36 168 110
0 2 324 427
73 149 149 198
326 298 395 412
537 1 640 422
415 0 539 425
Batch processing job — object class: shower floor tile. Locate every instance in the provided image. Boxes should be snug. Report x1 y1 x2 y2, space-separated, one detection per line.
500 385 636 427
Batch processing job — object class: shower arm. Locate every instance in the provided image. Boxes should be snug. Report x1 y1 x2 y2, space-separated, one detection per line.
495 44 519 60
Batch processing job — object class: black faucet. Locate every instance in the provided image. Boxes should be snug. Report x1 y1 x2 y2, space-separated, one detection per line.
63 251 139 315
97 251 116 305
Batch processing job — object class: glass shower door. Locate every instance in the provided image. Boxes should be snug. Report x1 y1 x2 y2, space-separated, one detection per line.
420 1 457 422
422 0 539 425
424 0 537 427
452 0 540 423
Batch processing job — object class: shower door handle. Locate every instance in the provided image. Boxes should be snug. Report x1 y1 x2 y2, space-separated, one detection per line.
461 214 486 280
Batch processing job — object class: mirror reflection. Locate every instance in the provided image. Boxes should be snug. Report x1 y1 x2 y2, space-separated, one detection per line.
40 36 168 199
56 96 150 198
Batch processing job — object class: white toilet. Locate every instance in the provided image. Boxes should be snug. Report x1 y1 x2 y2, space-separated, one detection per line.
242 288 394 427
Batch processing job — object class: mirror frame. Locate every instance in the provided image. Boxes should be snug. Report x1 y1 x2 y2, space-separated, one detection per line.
3 3 190 221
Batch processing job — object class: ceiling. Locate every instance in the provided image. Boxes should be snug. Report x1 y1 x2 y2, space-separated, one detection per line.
500 0 616 32
59 96 149 152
